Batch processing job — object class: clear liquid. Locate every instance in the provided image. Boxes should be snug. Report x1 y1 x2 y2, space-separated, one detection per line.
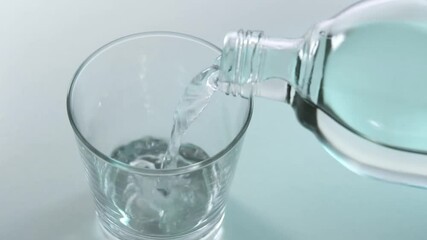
320 21 427 153
106 137 218 234
103 65 222 234
162 65 219 169
299 21 427 186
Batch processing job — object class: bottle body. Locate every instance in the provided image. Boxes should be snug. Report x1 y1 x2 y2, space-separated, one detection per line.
219 0 427 187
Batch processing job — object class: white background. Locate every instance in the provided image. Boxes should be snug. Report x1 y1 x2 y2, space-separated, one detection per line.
1 0 427 239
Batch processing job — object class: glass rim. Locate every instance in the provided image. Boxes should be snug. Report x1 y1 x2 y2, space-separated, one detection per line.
67 31 253 176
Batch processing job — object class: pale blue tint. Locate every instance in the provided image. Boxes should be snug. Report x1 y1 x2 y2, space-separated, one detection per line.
321 21 427 152
218 0 427 187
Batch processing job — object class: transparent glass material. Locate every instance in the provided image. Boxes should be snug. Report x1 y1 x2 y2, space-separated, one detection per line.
219 0 427 187
67 32 252 240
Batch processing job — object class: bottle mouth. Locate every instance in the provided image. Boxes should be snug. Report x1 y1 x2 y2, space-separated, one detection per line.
219 30 265 96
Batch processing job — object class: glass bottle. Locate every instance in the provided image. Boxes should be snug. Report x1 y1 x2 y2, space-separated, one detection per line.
218 0 427 187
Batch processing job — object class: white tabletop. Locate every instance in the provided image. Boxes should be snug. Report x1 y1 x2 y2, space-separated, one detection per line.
1 0 426 239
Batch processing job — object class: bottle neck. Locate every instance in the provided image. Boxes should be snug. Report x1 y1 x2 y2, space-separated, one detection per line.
219 30 303 101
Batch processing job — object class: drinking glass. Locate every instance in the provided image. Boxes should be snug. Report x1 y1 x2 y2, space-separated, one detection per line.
67 32 252 240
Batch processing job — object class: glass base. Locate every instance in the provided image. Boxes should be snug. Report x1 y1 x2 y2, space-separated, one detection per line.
98 214 225 240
